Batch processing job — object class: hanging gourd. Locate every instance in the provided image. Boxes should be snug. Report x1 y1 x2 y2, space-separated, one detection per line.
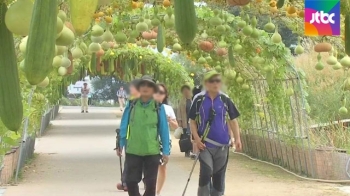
69 0 99 36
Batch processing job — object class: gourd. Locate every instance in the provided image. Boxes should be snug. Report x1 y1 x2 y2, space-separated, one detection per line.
345 14 350 56
69 0 99 36
90 53 97 72
56 26 75 46
174 0 197 44
5 0 33 36
228 45 235 67
0 3 23 131
276 0 284 8
314 42 332 53
157 24 165 53
24 0 57 85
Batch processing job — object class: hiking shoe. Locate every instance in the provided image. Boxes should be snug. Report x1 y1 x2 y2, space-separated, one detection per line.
116 183 127 191
81 110 84 113
190 154 197 160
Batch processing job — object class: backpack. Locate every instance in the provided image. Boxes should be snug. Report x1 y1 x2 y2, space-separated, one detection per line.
126 99 162 140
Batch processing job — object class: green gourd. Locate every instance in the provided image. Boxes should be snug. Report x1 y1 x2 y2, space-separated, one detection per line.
24 0 57 85
0 3 23 131
174 0 197 44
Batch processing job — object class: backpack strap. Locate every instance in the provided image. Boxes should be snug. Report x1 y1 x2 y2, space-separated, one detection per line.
195 95 205 127
126 99 138 140
154 102 162 140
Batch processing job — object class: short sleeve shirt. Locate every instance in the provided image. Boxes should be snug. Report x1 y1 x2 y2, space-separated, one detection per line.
188 91 240 147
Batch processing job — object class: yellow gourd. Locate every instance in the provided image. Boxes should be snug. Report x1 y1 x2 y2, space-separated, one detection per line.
69 0 99 36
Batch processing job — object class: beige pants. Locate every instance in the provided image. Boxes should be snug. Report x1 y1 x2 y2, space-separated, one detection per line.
118 98 125 110
81 97 88 111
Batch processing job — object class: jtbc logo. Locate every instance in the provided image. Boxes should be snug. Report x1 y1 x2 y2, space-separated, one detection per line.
310 11 335 24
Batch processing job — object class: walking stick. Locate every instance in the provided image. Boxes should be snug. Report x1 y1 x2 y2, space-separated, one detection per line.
115 129 123 183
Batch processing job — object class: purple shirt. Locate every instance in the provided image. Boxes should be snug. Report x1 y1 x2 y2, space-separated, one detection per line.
189 91 240 148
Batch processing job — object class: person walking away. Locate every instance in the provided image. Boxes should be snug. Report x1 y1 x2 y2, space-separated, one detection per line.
81 82 90 113
117 75 170 196
177 85 193 158
116 79 141 191
117 86 127 111
153 84 178 196
188 70 242 196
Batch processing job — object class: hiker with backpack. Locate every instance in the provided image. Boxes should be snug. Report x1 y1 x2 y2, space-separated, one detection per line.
153 83 178 196
116 79 141 192
188 70 242 196
117 75 170 196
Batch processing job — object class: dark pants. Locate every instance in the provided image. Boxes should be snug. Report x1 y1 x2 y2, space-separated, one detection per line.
122 159 128 186
198 147 229 196
125 153 160 196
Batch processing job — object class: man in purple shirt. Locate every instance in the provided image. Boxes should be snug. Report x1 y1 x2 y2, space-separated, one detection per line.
189 70 242 196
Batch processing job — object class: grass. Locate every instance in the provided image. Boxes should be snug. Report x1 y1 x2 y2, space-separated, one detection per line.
294 38 350 152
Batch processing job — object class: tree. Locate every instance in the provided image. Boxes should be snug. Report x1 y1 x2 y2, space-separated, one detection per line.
91 76 128 102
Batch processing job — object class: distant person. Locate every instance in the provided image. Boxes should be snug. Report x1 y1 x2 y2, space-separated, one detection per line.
117 86 127 111
177 85 193 158
81 82 90 113
117 75 170 196
153 83 178 196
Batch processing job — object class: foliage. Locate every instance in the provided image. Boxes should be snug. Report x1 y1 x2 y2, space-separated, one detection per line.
91 76 127 101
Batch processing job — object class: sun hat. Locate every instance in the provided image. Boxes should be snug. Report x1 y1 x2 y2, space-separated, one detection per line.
203 70 221 82
137 75 158 91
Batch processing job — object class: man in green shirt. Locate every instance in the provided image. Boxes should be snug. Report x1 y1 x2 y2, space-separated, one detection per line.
117 75 170 196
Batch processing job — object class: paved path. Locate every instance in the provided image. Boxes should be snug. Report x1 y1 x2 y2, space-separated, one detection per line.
2 106 348 196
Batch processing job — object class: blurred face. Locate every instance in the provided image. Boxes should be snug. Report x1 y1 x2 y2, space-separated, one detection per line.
205 76 222 93
120 87 123 90
129 85 139 98
182 88 191 98
139 82 154 98
154 85 166 103
83 83 87 88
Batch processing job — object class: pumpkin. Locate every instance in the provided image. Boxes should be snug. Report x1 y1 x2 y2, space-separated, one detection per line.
199 41 214 52
96 48 104 57
216 48 228 56
142 31 157 40
227 0 251 6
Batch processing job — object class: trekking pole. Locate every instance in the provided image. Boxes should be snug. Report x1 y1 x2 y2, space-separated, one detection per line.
115 129 123 183
182 109 215 196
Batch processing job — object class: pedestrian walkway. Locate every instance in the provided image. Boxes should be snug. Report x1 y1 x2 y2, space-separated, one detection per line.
1 106 347 196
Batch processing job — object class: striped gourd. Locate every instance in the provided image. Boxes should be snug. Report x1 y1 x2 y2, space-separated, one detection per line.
0 3 23 131
174 0 197 44
24 0 57 85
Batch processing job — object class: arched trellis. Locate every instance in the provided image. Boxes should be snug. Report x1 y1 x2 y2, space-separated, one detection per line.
85 45 192 97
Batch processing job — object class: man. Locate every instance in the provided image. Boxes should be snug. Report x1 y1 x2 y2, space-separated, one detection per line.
117 79 141 192
81 82 90 113
177 85 193 158
117 86 127 111
188 70 242 196
117 75 170 196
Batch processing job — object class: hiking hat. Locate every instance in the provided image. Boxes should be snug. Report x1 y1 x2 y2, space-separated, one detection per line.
203 70 221 82
137 75 158 92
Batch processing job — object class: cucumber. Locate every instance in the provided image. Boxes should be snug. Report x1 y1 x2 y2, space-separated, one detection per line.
90 53 97 73
157 24 165 52
174 0 197 44
24 0 57 85
0 3 23 131
276 0 285 8
345 14 350 56
228 45 235 67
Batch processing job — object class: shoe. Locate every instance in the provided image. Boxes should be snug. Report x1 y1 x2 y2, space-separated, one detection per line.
85 111 89 113
190 154 197 160
81 110 84 113
116 183 124 190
